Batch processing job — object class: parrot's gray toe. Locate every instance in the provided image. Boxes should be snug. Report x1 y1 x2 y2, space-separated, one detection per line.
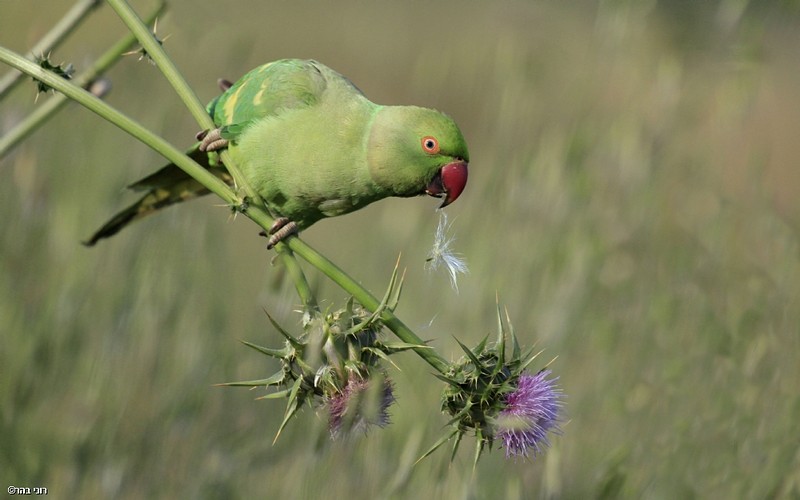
264 217 298 249
197 127 229 152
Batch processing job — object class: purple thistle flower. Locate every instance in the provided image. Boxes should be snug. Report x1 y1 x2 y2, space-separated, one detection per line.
326 377 395 439
496 370 562 458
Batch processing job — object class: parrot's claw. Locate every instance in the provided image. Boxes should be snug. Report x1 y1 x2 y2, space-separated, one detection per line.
197 128 229 152
259 217 299 249
218 78 234 91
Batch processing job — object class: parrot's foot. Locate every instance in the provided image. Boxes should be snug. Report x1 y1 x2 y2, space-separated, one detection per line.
259 217 299 249
196 128 228 152
218 78 234 91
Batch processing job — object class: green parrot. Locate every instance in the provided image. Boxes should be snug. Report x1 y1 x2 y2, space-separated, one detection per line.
85 58 469 247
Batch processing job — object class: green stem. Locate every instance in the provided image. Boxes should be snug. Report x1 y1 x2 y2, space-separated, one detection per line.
287 238 449 374
103 0 322 316
0 45 233 204
0 44 449 375
0 2 166 158
275 245 319 312
0 0 102 100
104 0 262 208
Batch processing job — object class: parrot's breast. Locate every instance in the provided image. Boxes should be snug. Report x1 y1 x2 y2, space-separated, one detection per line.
233 100 382 229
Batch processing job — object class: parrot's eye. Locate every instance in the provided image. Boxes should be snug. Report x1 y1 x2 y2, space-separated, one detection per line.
421 136 440 154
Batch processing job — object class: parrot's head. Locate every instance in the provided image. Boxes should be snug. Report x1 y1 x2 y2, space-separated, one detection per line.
367 106 469 208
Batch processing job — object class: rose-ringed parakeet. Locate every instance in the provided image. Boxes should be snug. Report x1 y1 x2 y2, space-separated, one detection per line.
84 59 469 247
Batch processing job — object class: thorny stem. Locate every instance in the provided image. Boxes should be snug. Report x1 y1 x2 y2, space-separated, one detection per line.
0 43 450 375
103 0 317 309
104 0 263 209
274 245 319 313
287 236 449 374
0 0 102 100
0 46 233 202
0 1 166 158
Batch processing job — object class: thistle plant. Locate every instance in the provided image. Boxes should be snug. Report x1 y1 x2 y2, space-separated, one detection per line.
420 304 562 465
0 0 563 466
496 369 562 458
218 264 422 440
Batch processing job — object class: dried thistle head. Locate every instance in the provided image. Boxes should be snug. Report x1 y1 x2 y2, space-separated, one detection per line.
326 374 395 439
218 263 417 442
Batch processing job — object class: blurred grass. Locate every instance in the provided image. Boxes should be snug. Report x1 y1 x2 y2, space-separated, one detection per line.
3 0 800 498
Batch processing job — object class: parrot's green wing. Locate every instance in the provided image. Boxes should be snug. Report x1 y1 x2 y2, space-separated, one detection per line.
206 59 329 142
84 60 332 245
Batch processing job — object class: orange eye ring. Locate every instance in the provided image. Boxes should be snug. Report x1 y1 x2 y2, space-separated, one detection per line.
421 136 440 154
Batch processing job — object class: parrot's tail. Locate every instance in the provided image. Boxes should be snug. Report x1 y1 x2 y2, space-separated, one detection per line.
83 148 232 246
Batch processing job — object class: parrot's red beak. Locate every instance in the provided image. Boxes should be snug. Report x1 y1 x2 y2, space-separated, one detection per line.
425 160 468 208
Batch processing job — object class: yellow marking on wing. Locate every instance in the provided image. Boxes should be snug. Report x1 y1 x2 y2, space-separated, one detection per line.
258 62 275 74
254 79 270 106
222 84 245 124
221 62 279 123
252 62 277 105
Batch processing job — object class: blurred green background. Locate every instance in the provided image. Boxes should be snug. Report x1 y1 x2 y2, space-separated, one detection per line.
3 1 800 498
